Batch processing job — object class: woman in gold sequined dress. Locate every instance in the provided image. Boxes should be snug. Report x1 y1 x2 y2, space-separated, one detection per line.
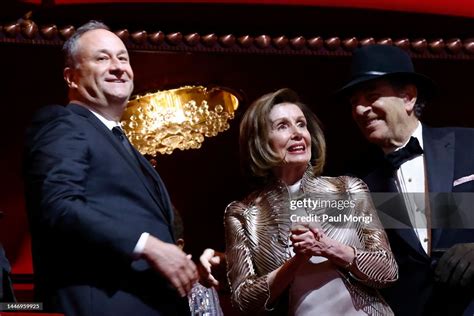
224 88 398 315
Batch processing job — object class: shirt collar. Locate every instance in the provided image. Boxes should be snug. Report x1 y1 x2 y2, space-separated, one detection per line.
407 121 423 150
412 121 423 149
83 106 121 130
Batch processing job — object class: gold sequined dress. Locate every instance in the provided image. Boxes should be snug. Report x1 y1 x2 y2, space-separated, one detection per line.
224 169 398 315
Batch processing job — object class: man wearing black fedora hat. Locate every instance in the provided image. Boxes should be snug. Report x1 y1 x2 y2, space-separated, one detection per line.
339 44 474 315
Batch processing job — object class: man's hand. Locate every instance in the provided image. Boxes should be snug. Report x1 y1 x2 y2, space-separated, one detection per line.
435 243 474 288
142 235 198 297
198 248 225 288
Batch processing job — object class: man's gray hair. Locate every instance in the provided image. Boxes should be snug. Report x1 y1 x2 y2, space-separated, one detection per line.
62 20 110 68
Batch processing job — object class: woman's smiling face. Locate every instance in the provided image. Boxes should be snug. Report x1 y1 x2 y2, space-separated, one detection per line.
268 102 312 171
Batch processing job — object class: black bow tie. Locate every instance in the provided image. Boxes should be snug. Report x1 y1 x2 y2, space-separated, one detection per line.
384 137 423 171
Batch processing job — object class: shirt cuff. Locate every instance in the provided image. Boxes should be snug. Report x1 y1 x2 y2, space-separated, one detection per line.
133 232 150 260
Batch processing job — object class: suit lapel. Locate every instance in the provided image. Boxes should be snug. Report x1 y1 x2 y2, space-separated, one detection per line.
365 168 413 226
132 149 173 223
67 104 171 225
422 125 455 250
423 125 455 193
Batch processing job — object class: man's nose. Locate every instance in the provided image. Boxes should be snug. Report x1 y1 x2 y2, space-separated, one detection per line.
109 57 125 72
353 101 371 116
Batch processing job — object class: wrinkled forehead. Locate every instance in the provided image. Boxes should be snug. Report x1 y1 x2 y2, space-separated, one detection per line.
272 101 299 109
76 29 128 57
269 102 305 121
271 102 302 112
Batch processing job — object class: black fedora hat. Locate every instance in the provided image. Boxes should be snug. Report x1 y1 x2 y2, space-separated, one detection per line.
337 44 436 98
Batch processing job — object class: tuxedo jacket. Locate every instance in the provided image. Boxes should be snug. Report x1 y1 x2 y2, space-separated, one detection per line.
0 244 14 302
360 124 474 316
23 104 189 316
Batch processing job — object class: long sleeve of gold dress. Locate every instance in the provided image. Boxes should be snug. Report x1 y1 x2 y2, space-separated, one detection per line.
225 170 398 315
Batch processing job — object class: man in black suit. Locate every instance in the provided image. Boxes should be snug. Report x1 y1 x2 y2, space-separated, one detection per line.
0 243 15 302
338 45 474 315
23 21 197 315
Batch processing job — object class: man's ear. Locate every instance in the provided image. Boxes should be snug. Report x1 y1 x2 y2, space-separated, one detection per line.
401 84 418 113
63 67 77 89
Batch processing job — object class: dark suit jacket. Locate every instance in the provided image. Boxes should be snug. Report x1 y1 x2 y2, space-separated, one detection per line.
23 104 189 316
0 244 15 302
359 124 474 316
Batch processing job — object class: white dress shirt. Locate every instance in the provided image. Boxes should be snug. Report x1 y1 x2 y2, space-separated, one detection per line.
387 122 429 253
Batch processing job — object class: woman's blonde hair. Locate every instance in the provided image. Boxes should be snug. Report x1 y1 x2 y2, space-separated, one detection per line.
239 88 326 179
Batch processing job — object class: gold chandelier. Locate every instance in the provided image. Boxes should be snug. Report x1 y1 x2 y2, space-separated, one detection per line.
121 86 239 155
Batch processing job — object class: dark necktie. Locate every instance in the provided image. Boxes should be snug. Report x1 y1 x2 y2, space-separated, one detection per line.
112 126 135 158
384 136 424 171
112 126 170 223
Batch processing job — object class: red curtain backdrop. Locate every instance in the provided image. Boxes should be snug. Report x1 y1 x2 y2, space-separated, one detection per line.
19 0 474 18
